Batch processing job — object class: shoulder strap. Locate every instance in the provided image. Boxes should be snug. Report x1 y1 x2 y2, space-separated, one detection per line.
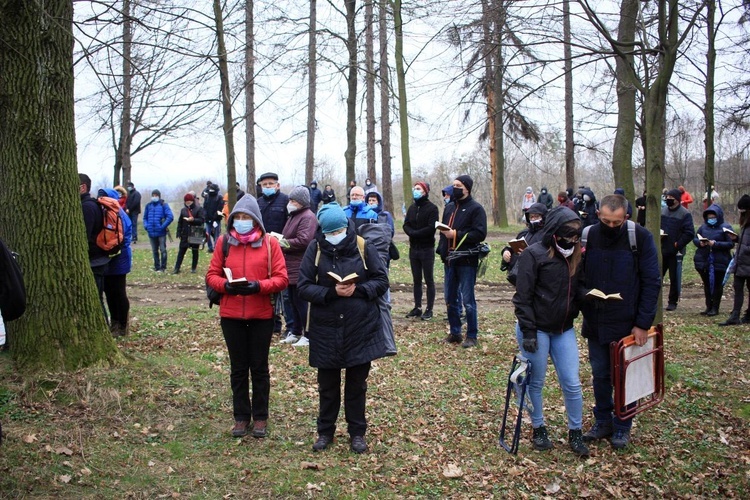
581 225 591 249
267 236 272 278
626 220 638 253
356 236 367 270
221 234 230 267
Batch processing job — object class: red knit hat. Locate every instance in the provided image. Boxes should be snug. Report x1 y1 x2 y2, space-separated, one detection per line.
184 193 195 202
415 181 429 194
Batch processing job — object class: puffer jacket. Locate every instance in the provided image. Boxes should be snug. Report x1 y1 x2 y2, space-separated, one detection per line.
205 195 289 320
99 188 133 276
513 207 586 340
735 224 750 278
403 195 439 249
297 221 389 369
143 199 174 238
282 206 318 285
661 203 695 256
693 204 734 273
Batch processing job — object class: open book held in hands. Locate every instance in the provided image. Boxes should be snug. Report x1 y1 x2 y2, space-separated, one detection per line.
723 227 738 237
587 288 622 300
697 233 709 242
268 231 290 248
223 267 248 285
327 271 359 285
508 236 527 253
435 221 452 231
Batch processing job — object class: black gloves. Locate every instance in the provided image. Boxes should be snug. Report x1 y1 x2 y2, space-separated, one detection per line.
522 337 538 354
225 281 261 295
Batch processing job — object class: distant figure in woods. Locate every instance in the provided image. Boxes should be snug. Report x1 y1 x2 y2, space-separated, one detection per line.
173 193 205 274
125 181 142 243
143 189 174 272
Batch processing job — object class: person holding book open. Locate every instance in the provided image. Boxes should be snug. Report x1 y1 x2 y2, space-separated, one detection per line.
719 194 750 326
579 194 661 450
692 203 735 317
297 203 390 454
501 202 547 286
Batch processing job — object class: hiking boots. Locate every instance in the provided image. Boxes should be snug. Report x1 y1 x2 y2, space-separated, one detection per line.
611 428 631 450
461 337 478 348
350 435 368 454
406 307 422 318
719 311 741 326
312 434 333 451
442 334 462 344
231 420 250 437
582 420 613 442
532 425 553 451
569 429 590 457
252 420 267 438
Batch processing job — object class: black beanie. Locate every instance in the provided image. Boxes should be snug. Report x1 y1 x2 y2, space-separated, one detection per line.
738 194 750 211
455 175 474 194
666 188 682 201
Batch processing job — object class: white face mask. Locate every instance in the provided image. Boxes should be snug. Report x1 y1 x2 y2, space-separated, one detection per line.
325 232 346 246
286 202 299 213
555 242 575 258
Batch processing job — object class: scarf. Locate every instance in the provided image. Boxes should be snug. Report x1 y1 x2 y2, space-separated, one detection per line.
230 227 262 245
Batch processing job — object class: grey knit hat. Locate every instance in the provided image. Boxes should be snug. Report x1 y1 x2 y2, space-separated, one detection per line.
289 185 311 208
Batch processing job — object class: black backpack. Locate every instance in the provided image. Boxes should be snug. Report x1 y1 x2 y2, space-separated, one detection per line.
0 237 26 322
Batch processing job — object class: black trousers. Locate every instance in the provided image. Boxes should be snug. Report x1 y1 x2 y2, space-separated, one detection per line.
731 275 750 313
221 317 274 422
697 268 724 311
103 274 130 326
661 253 682 305
174 243 199 271
317 362 371 438
409 246 436 311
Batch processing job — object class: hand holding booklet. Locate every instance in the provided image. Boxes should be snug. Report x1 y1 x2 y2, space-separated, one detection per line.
327 271 359 285
508 236 527 253
435 221 452 231
586 288 622 300
223 267 248 285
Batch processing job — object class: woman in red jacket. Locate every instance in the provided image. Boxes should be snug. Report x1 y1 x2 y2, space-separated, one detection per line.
206 195 288 438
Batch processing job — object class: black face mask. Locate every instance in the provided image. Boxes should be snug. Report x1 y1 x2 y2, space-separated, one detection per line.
600 223 623 239
555 235 578 250
452 187 464 201
666 198 677 208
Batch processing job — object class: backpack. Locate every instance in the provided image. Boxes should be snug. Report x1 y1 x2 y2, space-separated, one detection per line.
96 197 125 257
356 213 393 265
0 237 26 322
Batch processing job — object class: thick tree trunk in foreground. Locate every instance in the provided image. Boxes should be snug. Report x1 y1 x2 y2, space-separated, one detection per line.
0 0 120 373
365 0 377 187
563 0 576 190
305 0 317 185
214 0 237 209
345 0 357 185
245 0 256 192
393 0 412 206
378 0 393 212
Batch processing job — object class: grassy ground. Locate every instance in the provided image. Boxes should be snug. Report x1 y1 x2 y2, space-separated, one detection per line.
0 233 748 498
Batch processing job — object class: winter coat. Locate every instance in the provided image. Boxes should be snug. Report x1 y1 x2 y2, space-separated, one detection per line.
309 185 323 210
537 188 553 210
203 191 224 223
403 196 439 249
579 189 599 228
359 192 395 235
125 188 141 215
177 204 206 248
80 192 110 267
322 189 336 204
143 199 174 238
692 204 734 273
513 207 586 340
258 190 289 234
635 195 647 226
281 207 318 285
100 188 133 276
436 194 487 267
661 204 695 256
297 221 390 369
580 220 661 345
734 223 750 278
205 195 289 320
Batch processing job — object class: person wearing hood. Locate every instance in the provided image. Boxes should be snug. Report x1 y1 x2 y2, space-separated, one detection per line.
437 175 487 348
579 194 661 450
365 191 395 235
297 203 390 454
719 194 750 326
512 206 589 457
279 186 318 346
538 187 553 210
309 181 323 211
99 188 133 337
439 185 463 319
321 184 336 204
173 193 205 274
501 202 547 286
205 195 289 439
364 178 378 195
403 182 439 320
661 188 695 310
202 183 224 253
521 186 536 221
579 188 599 228
693 204 735 316
143 189 174 272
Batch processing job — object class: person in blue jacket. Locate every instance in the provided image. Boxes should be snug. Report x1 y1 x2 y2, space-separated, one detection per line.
143 189 174 272
693 204 735 316
100 188 133 336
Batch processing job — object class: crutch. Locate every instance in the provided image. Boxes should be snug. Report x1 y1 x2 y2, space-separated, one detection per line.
499 354 532 454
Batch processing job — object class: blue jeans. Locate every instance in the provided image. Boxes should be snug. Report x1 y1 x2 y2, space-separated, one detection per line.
149 235 168 271
587 337 633 431
445 265 477 337
205 221 221 251
516 324 583 429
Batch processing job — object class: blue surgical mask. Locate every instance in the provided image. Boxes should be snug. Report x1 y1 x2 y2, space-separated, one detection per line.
707 217 717 226
444 198 449 205
412 189 422 200
325 232 346 245
350 199 363 208
151 196 160 203
233 219 254 234
262 187 276 197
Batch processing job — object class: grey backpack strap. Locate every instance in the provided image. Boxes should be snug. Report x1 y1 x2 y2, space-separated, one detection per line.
581 225 591 250
626 220 638 253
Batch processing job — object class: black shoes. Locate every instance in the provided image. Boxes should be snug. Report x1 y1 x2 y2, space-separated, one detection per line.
313 434 333 451
706 308 718 317
569 429 590 457
350 435 367 454
582 420 613 442
610 428 631 450
532 425 553 451
406 307 422 318
442 334 462 344
420 310 433 321
461 337 478 348
666 303 677 311
719 311 741 326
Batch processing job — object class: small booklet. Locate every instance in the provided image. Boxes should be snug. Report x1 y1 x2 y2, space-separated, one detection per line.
508 236 527 253
268 231 290 248
586 288 623 300
327 271 359 285
435 221 452 231
223 267 248 285
660 229 667 238
697 233 708 242
723 227 738 237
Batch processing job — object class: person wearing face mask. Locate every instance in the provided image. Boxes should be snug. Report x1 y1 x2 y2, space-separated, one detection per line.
439 185 464 320
579 195 660 450
297 203 390 454
512 206 589 456
143 189 174 272
206 195 289 439
501 203 547 286
521 186 536 222
437 175 487 348
557 190 575 210
172 193 206 274
579 188 599 228
321 184 336 204
693 204 735 316
363 178 378 195
538 186 553 210
279 186 318 346
661 188 695 311
308 180 323 211
124 182 142 243
202 183 225 253
403 182 439 320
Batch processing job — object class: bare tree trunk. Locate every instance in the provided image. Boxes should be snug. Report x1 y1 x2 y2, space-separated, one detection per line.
365 0 377 187
245 0 256 193
491 1 508 227
345 0 357 185
392 0 412 206
116 0 133 186
378 1 393 212
0 0 121 372
563 0 575 190
305 0 317 185
214 0 236 209
611 0 638 201
704 0 716 199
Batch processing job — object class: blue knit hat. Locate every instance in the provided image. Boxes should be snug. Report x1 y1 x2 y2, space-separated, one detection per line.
317 203 348 233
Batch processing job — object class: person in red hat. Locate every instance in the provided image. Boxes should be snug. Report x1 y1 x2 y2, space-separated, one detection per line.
173 193 205 274
403 181 439 320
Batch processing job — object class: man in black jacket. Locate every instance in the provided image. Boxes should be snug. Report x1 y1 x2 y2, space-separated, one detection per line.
125 181 142 243
437 175 487 348
403 181 439 320
202 183 225 253
661 188 695 310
